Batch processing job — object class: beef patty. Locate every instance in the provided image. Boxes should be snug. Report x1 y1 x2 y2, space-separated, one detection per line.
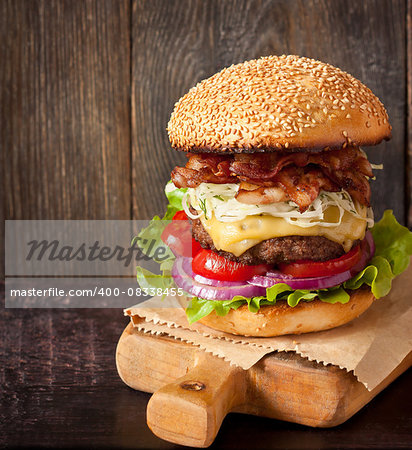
191 216 346 265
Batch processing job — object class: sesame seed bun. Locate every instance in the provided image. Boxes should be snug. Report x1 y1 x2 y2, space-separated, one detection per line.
195 287 374 337
168 55 391 153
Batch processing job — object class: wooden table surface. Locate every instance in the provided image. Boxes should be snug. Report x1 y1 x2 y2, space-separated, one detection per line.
1 284 411 449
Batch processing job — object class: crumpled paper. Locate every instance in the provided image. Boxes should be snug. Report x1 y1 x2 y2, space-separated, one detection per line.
125 263 412 390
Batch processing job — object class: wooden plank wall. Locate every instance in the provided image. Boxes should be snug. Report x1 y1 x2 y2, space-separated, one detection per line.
408 0 412 226
2 0 410 277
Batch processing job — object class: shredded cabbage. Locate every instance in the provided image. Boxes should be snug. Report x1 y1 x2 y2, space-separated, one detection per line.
185 183 374 228
359 148 383 171
370 163 383 170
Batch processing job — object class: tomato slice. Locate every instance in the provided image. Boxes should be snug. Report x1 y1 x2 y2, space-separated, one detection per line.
279 243 363 278
191 238 202 256
161 219 201 257
172 210 188 221
192 249 272 282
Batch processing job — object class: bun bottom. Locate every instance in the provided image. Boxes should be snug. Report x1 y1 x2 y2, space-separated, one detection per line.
195 288 374 337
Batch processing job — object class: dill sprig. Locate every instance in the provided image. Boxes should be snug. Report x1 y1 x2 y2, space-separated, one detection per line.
198 197 209 219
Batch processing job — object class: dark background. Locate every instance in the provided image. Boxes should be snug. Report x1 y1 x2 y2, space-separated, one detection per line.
1 0 411 448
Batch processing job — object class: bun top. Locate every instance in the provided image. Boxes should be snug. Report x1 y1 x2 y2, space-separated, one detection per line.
167 55 391 153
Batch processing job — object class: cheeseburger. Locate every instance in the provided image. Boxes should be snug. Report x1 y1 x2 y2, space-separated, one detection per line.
163 55 393 337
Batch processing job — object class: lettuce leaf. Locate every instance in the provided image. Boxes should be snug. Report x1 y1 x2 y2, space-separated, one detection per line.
186 296 265 324
132 216 174 263
370 209 412 276
136 266 173 290
343 256 393 298
185 286 349 324
134 186 412 324
184 210 412 322
318 286 350 304
132 182 186 285
164 180 188 220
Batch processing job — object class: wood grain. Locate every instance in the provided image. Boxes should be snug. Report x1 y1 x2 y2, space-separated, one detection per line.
408 0 412 226
117 323 412 447
1 2 411 447
1 0 131 278
131 0 406 223
1 0 131 222
0 283 411 448
0 295 131 448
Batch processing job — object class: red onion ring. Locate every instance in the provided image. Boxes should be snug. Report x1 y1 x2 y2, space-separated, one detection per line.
248 271 352 290
172 232 375 297
249 232 375 291
172 257 266 300
265 270 294 279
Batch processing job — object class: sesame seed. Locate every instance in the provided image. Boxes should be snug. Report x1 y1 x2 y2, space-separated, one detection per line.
168 55 391 151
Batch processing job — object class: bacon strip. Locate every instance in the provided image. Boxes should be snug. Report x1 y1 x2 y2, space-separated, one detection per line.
229 147 373 180
170 147 373 211
171 167 235 188
323 168 371 206
275 166 340 212
235 185 289 204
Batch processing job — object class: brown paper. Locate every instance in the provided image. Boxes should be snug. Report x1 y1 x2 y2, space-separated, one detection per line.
125 262 412 391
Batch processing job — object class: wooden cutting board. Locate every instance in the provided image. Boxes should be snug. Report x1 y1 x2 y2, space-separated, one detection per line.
116 322 411 448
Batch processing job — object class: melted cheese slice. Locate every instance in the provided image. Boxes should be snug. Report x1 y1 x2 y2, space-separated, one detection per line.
199 206 367 256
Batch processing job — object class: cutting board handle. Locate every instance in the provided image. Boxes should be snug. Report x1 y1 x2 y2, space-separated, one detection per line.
146 351 246 448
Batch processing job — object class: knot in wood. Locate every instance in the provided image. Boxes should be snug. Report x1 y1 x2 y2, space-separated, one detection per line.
179 380 206 391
